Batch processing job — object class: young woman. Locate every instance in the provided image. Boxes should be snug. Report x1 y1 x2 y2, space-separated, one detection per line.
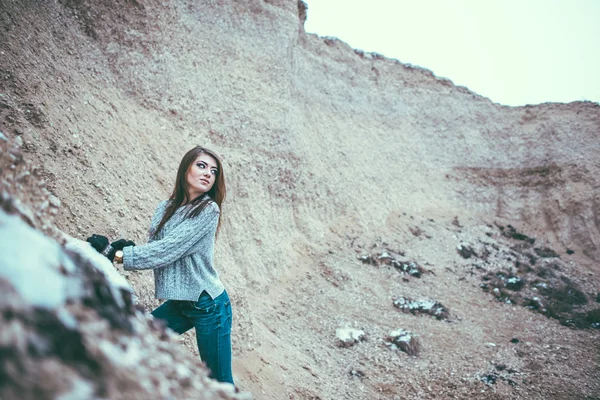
87 146 233 385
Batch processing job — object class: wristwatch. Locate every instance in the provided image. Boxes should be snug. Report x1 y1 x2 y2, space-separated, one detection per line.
114 250 124 263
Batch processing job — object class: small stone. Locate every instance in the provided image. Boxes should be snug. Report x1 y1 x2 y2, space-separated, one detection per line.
175 364 191 379
349 369 365 378
510 338 520 344
38 200 49 211
48 195 61 208
393 296 449 320
505 276 524 291
480 373 498 385
16 171 30 182
0 131 7 141
9 145 22 160
388 329 420 356
335 327 366 347
457 244 477 259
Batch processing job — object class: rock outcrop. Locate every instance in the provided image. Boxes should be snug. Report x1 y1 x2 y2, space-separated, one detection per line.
0 204 246 399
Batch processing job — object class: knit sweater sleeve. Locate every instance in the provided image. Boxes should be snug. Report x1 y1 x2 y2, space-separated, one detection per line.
147 200 169 242
122 202 219 270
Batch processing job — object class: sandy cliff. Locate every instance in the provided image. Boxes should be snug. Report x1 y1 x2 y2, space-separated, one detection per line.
1 0 599 399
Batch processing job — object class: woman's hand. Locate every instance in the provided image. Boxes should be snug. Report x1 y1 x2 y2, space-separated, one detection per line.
86 234 110 253
86 234 116 261
111 239 136 250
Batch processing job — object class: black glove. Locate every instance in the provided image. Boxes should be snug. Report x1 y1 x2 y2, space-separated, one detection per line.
87 234 110 253
110 239 135 250
86 233 116 261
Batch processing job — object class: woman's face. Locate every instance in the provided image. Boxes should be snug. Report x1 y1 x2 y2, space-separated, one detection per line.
186 153 218 200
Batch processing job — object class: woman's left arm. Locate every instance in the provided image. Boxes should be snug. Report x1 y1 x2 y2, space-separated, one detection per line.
122 203 219 270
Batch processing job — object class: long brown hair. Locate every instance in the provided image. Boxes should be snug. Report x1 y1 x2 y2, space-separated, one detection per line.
153 146 226 238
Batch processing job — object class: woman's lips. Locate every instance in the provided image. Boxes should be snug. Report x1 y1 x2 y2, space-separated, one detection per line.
200 179 210 185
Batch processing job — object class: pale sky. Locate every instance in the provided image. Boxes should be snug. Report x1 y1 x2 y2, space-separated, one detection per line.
304 0 600 106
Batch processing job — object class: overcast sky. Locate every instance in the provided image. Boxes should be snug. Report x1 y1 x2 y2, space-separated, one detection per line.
304 0 600 107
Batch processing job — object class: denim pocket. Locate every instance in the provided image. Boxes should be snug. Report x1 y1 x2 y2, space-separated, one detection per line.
184 292 218 314
188 301 217 314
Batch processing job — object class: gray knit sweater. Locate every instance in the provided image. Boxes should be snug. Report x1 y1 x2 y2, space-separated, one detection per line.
122 197 224 301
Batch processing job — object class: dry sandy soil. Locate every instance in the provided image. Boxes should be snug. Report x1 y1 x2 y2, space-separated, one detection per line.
1 0 599 399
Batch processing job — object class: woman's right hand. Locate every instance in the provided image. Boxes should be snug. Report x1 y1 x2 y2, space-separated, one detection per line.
86 234 110 253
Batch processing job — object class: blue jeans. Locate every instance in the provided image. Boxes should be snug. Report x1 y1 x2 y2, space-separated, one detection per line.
151 290 234 384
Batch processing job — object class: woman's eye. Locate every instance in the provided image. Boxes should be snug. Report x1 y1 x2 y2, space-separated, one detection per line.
197 163 205 169
211 170 217 175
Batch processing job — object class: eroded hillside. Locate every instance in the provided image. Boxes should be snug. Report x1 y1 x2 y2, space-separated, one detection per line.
1 0 599 399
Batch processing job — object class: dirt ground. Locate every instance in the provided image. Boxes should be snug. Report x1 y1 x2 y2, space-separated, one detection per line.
1 0 599 399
